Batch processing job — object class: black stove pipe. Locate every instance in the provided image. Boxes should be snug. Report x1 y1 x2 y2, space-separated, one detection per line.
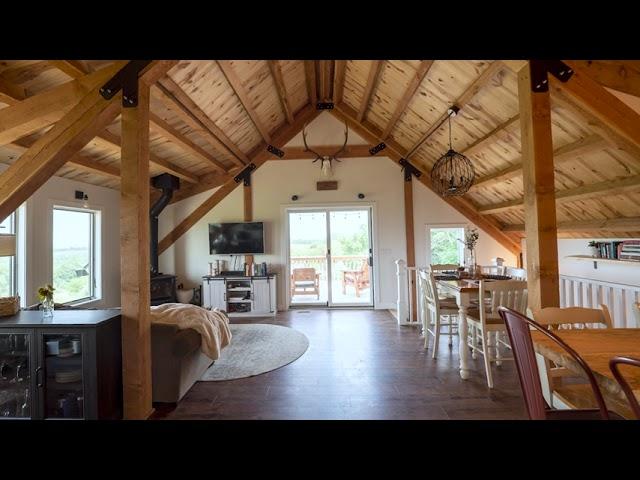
150 174 180 275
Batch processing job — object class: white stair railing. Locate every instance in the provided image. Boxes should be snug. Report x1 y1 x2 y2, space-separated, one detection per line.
560 275 640 328
395 259 424 326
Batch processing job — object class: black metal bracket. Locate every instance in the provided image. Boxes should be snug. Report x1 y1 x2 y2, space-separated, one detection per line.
399 158 422 182
234 163 257 186
369 142 387 156
267 145 285 158
316 102 334 110
99 60 152 108
530 60 574 93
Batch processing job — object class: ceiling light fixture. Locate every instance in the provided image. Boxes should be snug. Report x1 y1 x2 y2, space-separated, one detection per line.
430 106 475 196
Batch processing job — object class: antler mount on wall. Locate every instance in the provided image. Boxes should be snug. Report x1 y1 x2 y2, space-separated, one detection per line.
302 121 349 177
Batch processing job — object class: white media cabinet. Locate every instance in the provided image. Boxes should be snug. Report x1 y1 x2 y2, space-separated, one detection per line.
202 274 277 318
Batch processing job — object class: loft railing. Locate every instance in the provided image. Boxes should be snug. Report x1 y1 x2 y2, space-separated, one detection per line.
559 275 640 328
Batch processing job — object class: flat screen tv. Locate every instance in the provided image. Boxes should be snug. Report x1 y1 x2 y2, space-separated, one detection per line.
209 222 265 255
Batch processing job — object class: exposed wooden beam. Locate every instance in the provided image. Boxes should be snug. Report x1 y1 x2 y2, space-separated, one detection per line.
519 61 560 310
318 60 327 101
382 60 434 139
155 77 249 166
502 60 528 73
503 217 640 233
0 62 126 146
96 130 199 183
168 172 229 204
7 140 120 179
217 61 272 143
569 61 640 98
0 67 125 222
0 77 26 103
357 60 384 123
552 60 640 157
470 134 605 191
48 60 89 78
332 102 521 255
404 177 417 321
406 61 504 159
268 60 294 124
120 78 152 420
158 104 320 253
281 145 373 159
304 60 317 105
461 114 520 159
333 60 347 105
148 112 227 173
479 174 640 215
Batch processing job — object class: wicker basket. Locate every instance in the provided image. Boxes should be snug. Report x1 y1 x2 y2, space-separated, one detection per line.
0 296 20 317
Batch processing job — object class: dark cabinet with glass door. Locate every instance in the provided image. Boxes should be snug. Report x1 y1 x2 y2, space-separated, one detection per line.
0 310 122 420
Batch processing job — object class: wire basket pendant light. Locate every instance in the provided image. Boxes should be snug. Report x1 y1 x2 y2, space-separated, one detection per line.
430 110 475 196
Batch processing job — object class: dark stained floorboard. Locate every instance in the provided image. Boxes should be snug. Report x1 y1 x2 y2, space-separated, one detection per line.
152 309 527 420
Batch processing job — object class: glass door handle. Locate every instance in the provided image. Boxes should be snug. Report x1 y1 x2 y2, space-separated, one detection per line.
36 366 43 388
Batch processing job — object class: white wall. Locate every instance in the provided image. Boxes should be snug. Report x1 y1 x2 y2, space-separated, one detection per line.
159 112 516 311
19 173 121 308
558 238 640 287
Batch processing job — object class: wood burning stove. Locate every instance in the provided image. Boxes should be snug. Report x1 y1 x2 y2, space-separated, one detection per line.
150 174 179 305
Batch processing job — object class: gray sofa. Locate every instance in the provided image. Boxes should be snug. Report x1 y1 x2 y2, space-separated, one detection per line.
150 323 214 404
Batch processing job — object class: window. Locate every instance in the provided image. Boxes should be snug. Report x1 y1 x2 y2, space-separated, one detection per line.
52 207 100 304
428 226 465 266
0 212 16 297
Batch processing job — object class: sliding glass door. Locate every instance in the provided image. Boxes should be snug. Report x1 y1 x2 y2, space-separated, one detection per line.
288 207 373 307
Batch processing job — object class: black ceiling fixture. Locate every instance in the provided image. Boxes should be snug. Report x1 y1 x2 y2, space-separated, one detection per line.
430 106 475 197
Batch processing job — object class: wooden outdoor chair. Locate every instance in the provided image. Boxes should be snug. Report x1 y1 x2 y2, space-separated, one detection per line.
291 268 320 299
342 259 370 298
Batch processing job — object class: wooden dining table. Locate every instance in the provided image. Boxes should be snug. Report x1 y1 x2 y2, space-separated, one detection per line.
532 328 640 418
435 278 481 380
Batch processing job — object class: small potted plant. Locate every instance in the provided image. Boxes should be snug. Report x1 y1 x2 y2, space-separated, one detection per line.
588 241 599 258
38 284 55 317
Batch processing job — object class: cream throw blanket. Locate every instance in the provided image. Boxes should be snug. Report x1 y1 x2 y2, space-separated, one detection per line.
150 303 232 360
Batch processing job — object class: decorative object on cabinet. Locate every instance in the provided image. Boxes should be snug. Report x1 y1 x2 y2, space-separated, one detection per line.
0 310 122 419
37 284 55 318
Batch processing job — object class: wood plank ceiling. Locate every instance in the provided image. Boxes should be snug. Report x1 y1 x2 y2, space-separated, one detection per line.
0 59 638 241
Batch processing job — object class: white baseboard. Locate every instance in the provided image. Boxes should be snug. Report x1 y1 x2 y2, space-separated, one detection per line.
375 302 396 310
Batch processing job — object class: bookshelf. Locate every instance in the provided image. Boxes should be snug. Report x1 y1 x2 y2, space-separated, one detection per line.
565 255 640 269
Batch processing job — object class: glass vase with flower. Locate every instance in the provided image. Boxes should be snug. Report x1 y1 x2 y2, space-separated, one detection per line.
463 228 480 278
38 284 55 318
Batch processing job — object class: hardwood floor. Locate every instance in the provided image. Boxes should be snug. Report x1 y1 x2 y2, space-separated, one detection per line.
152 309 527 420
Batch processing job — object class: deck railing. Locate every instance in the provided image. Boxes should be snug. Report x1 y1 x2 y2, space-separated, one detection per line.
290 255 368 281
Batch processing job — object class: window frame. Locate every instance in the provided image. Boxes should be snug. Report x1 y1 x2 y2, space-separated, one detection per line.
0 211 17 297
426 223 468 266
51 204 101 305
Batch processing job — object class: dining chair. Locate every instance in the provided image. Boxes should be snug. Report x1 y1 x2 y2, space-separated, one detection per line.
466 280 528 388
418 269 458 357
498 306 623 420
429 263 460 273
504 266 527 281
480 265 505 276
609 356 640 419
529 305 614 409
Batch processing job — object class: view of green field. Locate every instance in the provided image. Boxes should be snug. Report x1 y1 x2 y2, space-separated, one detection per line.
430 228 464 265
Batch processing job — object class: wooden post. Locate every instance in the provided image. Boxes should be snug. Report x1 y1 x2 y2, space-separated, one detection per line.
244 182 253 266
404 177 417 321
518 62 560 310
120 81 153 420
